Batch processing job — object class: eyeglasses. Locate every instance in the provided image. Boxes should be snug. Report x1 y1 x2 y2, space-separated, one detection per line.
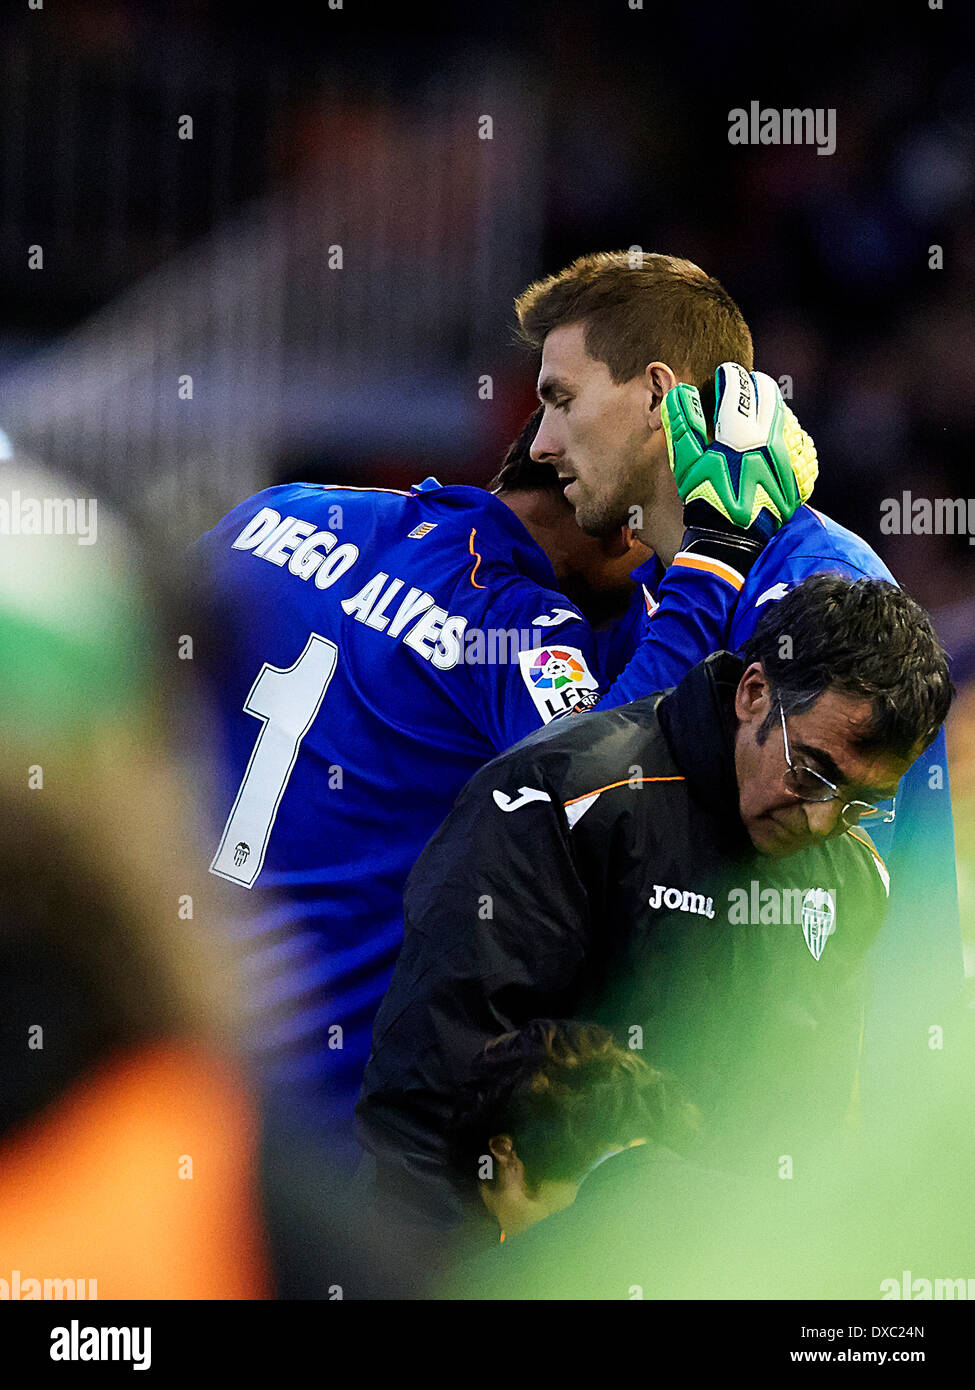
778 703 896 829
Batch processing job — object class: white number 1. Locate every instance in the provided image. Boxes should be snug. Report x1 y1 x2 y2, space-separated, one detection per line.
210 633 339 888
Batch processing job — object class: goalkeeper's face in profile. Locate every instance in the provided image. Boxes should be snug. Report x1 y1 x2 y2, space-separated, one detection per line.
530 322 683 549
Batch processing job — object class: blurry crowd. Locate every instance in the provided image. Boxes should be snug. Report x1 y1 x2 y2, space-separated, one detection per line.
0 3 971 618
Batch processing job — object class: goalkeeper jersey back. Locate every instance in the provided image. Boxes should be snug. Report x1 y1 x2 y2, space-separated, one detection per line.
193 477 606 1136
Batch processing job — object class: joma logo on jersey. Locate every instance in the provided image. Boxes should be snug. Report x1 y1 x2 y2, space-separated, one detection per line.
531 607 579 628
648 884 716 918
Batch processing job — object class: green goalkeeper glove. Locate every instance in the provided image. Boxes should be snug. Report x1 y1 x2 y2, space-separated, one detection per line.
661 362 818 579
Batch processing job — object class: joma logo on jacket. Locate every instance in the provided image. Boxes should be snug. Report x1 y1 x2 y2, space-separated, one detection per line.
648 884 716 918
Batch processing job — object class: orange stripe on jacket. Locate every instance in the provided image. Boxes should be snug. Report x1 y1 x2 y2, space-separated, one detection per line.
564 775 685 807
672 551 745 592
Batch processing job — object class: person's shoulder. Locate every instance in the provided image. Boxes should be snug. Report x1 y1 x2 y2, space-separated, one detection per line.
462 692 679 810
198 480 413 539
507 690 666 756
369 479 562 601
431 484 559 583
758 505 895 582
732 508 897 641
197 479 553 598
405 480 533 539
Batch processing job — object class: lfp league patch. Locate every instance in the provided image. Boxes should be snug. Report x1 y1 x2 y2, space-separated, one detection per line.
518 645 600 723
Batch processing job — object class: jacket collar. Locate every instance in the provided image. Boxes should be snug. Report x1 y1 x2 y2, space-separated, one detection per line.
656 652 752 853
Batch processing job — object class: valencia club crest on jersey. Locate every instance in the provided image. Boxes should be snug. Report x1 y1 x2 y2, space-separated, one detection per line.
801 888 836 961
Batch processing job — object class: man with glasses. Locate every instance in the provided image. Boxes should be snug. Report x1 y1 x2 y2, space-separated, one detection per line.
357 573 953 1238
777 702 897 831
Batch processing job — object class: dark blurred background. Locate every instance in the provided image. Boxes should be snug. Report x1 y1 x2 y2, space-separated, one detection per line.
1 0 973 934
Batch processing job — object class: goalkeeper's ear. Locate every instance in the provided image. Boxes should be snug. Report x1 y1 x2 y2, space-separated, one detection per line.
642 361 679 428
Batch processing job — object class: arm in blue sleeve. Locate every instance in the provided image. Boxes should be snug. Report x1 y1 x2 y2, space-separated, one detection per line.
598 558 744 708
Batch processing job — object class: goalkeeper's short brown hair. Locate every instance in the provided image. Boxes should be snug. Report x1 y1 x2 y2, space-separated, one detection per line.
514 250 753 389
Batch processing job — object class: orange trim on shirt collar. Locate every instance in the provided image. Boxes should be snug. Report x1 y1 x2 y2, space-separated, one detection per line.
469 528 486 588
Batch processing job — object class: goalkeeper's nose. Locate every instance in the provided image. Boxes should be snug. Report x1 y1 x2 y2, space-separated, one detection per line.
530 414 562 464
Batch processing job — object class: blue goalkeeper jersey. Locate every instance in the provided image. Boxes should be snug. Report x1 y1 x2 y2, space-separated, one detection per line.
196 475 773 1140
195 477 626 1130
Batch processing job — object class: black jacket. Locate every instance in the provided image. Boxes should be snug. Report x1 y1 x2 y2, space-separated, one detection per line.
356 653 890 1220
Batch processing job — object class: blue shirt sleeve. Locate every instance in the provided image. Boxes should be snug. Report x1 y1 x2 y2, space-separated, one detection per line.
598 553 748 707
728 554 868 650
